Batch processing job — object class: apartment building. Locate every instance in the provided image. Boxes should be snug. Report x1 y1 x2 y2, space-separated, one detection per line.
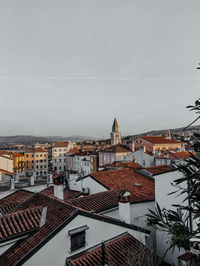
12 153 26 175
25 148 48 177
52 142 73 173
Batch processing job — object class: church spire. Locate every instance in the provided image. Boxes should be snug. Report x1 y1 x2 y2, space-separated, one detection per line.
112 118 119 132
110 118 121 145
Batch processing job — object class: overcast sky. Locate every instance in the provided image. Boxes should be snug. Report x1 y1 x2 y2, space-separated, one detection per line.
0 0 200 138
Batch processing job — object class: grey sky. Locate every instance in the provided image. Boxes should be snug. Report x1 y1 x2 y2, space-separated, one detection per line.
0 0 200 138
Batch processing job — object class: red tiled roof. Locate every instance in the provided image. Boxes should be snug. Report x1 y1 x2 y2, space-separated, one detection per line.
53 142 69 147
68 149 80 154
67 190 118 212
0 194 76 266
144 165 172 175
34 148 48 153
0 150 11 156
40 186 81 201
0 169 14 175
102 144 132 153
141 136 183 145
178 252 196 261
67 233 159 266
0 207 42 242
156 151 195 160
103 161 142 170
89 168 154 203
25 148 47 153
12 153 24 158
0 190 33 215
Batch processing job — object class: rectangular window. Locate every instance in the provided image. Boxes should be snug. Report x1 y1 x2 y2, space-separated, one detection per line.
68 225 88 252
70 231 86 252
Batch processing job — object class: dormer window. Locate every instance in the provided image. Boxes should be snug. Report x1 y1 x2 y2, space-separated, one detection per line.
68 225 89 252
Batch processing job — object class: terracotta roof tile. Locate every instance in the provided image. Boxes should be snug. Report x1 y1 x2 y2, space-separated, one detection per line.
53 142 69 147
156 151 195 160
144 165 172 175
0 150 11 156
34 148 48 153
0 193 76 266
103 161 142 170
0 207 42 242
67 190 118 212
0 169 14 175
12 153 24 158
0 190 33 215
68 149 80 154
67 233 160 266
102 144 132 153
178 252 196 261
88 168 154 203
40 186 81 201
141 136 183 145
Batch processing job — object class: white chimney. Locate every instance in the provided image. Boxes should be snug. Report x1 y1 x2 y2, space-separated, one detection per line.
53 173 64 200
15 172 19 183
48 174 53 184
54 184 64 200
33 171 37 180
10 177 15 190
118 190 131 224
30 174 34 186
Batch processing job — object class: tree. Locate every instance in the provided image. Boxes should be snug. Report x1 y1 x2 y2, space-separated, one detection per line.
147 98 200 263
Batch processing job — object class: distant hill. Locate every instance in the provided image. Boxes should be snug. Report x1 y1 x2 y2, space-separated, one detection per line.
0 135 97 144
125 124 200 140
1 124 200 145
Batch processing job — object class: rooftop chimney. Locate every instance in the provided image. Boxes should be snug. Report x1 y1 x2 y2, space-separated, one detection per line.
53 173 64 200
30 174 34 186
48 173 53 184
15 172 19 183
118 189 131 224
10 177 15 190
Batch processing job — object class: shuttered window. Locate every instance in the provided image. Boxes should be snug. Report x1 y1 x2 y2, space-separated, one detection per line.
71 231 86 251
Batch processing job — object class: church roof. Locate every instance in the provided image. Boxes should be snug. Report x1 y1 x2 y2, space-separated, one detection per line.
112 118 119 132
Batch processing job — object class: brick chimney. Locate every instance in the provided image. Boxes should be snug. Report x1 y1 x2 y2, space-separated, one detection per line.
118 189 131 224
53 173 64 200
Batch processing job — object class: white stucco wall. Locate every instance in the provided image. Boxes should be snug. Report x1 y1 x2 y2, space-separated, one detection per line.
124 150 155 167
101 201 156 248
154 170 187 265
74 176 107 194
68 174 81 191
0 156 14 177
24 214 148 266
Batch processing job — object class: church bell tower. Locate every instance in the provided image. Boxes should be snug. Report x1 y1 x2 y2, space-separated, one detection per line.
110 118 122 145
